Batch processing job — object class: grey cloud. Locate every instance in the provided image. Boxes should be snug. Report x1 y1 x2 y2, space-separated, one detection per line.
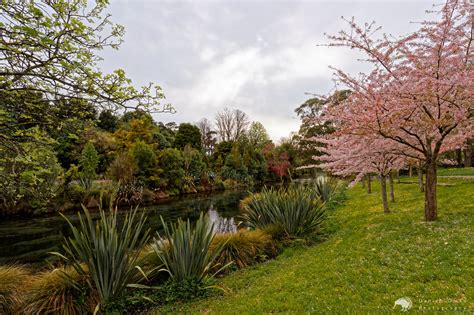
100 0 433 141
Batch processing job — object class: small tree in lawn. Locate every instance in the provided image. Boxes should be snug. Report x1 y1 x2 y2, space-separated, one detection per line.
317 134 406 214
323 0 473 221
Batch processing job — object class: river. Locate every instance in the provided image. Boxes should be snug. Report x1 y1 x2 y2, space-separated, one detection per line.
0 189 250 266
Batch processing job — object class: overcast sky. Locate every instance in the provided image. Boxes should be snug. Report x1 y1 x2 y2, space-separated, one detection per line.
100 0 434 142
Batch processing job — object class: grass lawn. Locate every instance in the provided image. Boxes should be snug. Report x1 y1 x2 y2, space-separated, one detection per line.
156 177 473 314
437 167 474 176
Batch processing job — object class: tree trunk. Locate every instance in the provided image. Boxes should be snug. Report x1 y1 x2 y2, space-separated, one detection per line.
409 165 413 177
388 172 395 202
424 161 437 221
464 140 473 167
455 149 463 167
396 169 400 183
380 174 390 214
367 174 372 194
417 161 424 192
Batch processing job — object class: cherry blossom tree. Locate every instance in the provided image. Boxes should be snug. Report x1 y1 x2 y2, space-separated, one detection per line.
321 0 473 221
317 134 405 213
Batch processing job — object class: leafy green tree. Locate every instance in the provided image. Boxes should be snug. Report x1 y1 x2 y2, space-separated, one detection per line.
107 154 136 185
243 148 268 182
115 114 158 149
79 143 99 189
97 110 119 132
156 122 177 148
0 129 62 215
0 1 168 112
183 145 206 183
174 123 202 150
221 144 249 182
211 141 234 166
293 90 350 167
130 141 157 185
157 148 185 191
247 121 270 149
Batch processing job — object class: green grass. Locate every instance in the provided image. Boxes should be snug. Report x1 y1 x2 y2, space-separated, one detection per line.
437 167 474 176
155 177 474 313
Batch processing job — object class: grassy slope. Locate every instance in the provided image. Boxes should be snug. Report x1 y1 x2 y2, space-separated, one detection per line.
157 177 474 314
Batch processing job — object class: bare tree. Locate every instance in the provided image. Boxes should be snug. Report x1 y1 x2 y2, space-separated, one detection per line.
215 108 249 142
234 109 250 140
196 118 217 155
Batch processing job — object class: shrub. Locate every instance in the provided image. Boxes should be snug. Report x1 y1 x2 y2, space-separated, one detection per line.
52 205 150 309
79 142 99 191
0 136 63 215
240 185 327 238
0 265 30 314
22 266 95 315
151 213 226 284
311 176 338 203
135 243 167 284
211 229 278 270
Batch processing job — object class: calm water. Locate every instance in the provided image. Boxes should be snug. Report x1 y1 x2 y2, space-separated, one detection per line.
0 189 250 266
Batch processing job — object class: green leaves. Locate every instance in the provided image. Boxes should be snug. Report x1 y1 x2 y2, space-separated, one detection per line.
1 1 171 112
152 213 227 283
240 185 328 238
52 205 150 308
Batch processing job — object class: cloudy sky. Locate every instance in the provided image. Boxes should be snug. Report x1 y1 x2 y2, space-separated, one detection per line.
100 0 434 141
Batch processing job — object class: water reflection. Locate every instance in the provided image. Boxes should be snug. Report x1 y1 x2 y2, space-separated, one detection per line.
0 189 250 266
208 206 237 233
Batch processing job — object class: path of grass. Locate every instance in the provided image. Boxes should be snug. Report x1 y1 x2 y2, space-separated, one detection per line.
156 177 473 314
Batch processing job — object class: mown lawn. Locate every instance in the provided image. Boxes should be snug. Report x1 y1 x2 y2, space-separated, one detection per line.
437 167 474 176
156 176 473 314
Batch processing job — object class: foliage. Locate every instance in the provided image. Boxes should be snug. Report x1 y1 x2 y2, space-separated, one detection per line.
22 266 95 315
240 186 327 238
221 144 250 182
182 145 207 189
311 176 338 203
197 118 217 156
151 213 226 283
0 1 168 112
174 123 202 150
158 177 473 314
107 154 137 184
0 130 63 215
157 148 185 191
0 265 30 314
130 141 157 185
98 110 119 132
247 121 270 149
106 278 218 313
52 205 150 308
79 142 99 190
211 229 278 270
115 115 158 149
293 90 349 168
318 0 473 220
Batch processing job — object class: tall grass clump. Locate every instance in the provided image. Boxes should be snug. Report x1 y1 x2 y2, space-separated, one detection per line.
211 229 278 270
240 185 327 238
0 265 30 314
22 266 95 314
52 205 150 309
312 176 338 203
151 212 226 283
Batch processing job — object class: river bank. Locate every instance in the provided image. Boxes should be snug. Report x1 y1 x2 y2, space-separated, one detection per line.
0 189 252 266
